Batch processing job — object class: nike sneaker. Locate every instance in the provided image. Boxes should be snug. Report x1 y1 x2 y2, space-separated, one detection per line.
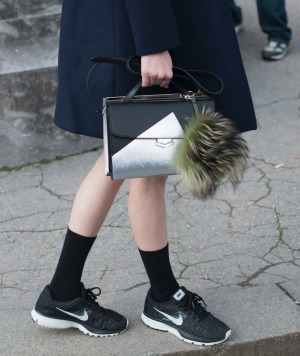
141 286 231 346
31 283 128 337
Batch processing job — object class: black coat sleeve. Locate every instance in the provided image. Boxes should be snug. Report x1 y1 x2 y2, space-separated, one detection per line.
125 0 181 56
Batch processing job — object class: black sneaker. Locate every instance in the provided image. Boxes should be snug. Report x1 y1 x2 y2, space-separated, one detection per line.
141 287 231 346
262 40 289 60
31 283 128 337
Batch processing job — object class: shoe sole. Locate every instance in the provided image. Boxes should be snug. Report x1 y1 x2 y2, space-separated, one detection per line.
31 309 128 337
262 49 288 60
141 312 231 346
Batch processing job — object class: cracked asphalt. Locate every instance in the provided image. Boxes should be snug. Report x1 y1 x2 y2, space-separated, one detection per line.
1 1 300 355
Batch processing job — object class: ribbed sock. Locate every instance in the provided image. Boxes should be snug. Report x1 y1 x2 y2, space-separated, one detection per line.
49 228 96 301
139 244 179 302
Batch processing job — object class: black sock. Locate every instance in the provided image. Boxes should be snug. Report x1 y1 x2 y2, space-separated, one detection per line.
49 228 96 301
139 244 179 303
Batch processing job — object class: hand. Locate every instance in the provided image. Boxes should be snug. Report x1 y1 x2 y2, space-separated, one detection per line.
141 51 173 88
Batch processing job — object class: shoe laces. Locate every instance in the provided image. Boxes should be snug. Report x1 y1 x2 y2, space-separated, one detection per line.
86 287 101 301
176 290 210 320
84 287 106 314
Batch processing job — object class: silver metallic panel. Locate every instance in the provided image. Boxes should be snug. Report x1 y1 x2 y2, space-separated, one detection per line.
112 112 183 179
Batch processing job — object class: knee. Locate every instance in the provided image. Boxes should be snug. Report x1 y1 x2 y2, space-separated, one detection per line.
131 175 168 193
143 175 168 187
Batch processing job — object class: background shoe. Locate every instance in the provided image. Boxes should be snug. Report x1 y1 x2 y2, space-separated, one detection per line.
31 283 128 337
141 286 231 346
262 40 289 60
235 23 244 35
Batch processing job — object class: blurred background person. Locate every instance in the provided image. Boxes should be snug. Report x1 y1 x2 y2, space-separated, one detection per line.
229 0 292 60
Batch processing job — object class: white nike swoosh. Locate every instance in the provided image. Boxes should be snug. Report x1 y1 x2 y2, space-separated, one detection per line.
154 308 183 326
56 307 89 321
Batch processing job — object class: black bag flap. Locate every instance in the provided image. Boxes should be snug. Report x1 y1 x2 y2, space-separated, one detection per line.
105 96 214 140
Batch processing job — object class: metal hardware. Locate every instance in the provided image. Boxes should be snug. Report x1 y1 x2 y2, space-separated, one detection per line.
180 93 196 101
156 139 174 148
101 106 107 115
105 92 206 104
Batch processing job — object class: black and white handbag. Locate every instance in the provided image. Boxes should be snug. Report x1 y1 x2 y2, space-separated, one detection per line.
89 57 222 180
88 56 248 199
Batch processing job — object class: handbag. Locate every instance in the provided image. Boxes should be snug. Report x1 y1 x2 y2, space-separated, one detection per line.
89 57 222 177
88 57 248 198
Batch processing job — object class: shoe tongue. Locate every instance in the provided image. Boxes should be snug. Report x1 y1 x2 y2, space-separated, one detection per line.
172 287 210 320
172 288 186 301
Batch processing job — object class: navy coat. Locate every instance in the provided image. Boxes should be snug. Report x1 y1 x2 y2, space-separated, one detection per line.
54 0 257 138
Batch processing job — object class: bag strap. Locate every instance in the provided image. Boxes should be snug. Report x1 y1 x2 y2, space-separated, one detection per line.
87 56 223 108
124 56 224 97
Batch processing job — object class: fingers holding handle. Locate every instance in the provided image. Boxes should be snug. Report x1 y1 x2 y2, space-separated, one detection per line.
141 51 173 88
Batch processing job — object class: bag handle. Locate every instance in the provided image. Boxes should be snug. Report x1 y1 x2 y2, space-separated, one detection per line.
87 56 223 108
87 57 190 106
123 56 224 98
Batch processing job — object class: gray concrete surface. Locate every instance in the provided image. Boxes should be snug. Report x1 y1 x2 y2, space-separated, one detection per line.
1 0 300 355
0 0 100 168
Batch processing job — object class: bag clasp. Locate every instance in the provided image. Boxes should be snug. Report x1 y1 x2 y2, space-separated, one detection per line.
156 139 174 148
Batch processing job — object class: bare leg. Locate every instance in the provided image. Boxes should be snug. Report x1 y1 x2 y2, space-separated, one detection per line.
128 176 168 251
69 153 124 237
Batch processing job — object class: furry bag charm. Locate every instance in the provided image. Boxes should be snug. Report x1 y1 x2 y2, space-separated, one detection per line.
172 99 249 199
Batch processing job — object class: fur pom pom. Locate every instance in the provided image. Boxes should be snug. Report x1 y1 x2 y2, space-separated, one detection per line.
173 109 249 199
